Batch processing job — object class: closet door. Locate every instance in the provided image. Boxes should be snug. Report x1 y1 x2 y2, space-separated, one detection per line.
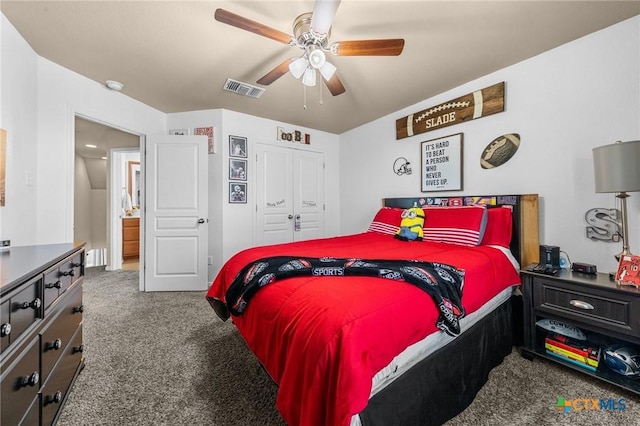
256 144 294 245
293 150 324 241
256 144 325 245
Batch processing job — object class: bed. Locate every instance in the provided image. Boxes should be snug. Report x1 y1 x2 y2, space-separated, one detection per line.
206 194 539 426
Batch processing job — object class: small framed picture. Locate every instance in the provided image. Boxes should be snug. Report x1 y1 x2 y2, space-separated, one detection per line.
229 135 247 158
169 129 190 136
229 159 247 181
229 182 247 204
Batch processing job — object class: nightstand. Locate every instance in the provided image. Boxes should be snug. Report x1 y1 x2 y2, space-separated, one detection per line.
521 269 640 395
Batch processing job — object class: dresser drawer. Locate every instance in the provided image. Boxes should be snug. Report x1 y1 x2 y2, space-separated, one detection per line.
533 278 640 338
3 276 42 352
0 336 41 426
41 325 83 426
1 298 10 352
40 283 83 384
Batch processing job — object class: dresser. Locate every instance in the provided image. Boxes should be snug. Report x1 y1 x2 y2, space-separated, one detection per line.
122 217 139 260
1 243 85 426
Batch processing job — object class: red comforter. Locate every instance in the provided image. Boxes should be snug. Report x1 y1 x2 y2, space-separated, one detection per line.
206 232 521 426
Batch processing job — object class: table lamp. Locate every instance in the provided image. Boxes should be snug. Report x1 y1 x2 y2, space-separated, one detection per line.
592 140 640 259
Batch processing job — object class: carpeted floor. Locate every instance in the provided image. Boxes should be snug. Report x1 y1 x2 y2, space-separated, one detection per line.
57 267 639 426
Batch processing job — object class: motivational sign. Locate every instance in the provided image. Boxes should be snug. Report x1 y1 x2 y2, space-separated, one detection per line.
396 82 505 140
421 133 463 192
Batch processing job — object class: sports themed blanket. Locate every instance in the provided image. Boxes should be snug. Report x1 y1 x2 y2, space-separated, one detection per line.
216 256 465 337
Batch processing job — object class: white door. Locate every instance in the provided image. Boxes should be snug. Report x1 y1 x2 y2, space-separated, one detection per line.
144 135 208 291
256 144 324 245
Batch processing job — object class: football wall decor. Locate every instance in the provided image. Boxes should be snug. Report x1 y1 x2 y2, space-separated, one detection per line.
480 133 520 169
396 82 505 140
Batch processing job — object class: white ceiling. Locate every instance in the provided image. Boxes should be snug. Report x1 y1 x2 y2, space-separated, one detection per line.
2 1 639 135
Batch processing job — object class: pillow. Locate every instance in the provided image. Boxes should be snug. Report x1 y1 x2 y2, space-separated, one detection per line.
367 207 403 235
422 205 488 246
480 206 513 248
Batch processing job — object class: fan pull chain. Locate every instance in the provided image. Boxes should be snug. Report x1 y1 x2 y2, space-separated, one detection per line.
303 85 307 109
319 74 324 105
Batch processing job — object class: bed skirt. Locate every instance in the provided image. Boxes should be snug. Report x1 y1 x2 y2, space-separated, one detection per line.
358 296 513 426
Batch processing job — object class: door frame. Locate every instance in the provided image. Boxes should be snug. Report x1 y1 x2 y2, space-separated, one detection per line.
108 148 142 272
71 112 144 289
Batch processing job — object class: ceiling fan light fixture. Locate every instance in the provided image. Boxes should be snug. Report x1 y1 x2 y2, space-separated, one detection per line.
289 57 309 79
302 67 317 87
319 61 337 81
308 47 326 69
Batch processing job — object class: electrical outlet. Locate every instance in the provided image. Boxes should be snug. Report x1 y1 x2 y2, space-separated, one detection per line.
207 256 212 265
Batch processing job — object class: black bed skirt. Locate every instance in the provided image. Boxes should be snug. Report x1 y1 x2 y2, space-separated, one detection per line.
358 296 514 426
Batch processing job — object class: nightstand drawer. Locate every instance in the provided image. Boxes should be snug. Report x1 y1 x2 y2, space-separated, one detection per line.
534 279 640 338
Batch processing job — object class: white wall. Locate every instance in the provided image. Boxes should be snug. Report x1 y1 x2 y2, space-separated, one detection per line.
168 109 340 280
1 13 167 246
339 16 640 274
0 13 38 244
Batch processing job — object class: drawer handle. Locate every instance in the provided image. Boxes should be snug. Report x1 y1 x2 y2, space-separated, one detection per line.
1 322 11 337
72 344 84 354
71 262 82 268
45 391 63 405
21 371 40 387
73 305 84 314
569 299 594 310
45 338 63 351
19 298 41 310
61 269 75 277
45 280 61 289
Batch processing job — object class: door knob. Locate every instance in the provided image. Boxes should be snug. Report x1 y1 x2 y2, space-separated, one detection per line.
198 218 205 224
288 215 293 219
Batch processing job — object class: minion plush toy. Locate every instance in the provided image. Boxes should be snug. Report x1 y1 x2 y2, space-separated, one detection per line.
394 205 425 241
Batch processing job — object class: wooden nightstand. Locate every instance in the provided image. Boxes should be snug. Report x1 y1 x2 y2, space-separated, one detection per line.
521 269 640 395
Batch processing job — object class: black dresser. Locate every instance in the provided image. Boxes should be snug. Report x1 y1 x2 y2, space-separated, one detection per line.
1 243 85 426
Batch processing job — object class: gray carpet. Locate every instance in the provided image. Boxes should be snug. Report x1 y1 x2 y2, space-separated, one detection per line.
57 267 639 426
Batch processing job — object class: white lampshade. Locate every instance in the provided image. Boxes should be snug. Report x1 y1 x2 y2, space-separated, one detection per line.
319 61 337 81
289 57 309 79
593 140 640 193
302 67 317 87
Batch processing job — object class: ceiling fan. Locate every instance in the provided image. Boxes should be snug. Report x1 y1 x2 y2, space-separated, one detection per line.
214 0 404 97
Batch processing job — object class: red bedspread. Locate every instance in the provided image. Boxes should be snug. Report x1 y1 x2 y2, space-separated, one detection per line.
206 232 521 426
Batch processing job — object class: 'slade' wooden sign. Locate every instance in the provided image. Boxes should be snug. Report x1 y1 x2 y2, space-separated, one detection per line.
396 82 505 140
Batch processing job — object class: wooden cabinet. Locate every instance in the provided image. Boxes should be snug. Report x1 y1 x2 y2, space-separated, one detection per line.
122 217 139 260
0 243 85 426
521 269 640 395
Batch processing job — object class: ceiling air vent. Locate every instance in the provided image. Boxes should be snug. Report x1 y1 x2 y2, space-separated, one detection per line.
223 78 265 99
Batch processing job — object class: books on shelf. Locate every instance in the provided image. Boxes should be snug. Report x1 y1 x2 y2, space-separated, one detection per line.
544 333 601 371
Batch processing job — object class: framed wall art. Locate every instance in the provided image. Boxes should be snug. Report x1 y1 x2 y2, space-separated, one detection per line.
194 126 215 154
229 159 247 181
229 182 247 204
229 135 247 158
421 133 463 192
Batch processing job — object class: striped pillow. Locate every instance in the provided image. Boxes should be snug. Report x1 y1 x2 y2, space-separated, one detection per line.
367 207 403 235
423 206 488 246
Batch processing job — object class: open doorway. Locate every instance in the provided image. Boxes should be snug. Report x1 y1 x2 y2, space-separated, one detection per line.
74 116 140 270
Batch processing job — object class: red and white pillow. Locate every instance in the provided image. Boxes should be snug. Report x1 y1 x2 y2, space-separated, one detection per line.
367 207 403 235
422 205 488 246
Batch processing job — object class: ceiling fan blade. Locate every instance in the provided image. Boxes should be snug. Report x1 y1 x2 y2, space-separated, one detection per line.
214 9 293 45
324 74 346 96
257 59 295 85
332 39 405 56
311 0 341 35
